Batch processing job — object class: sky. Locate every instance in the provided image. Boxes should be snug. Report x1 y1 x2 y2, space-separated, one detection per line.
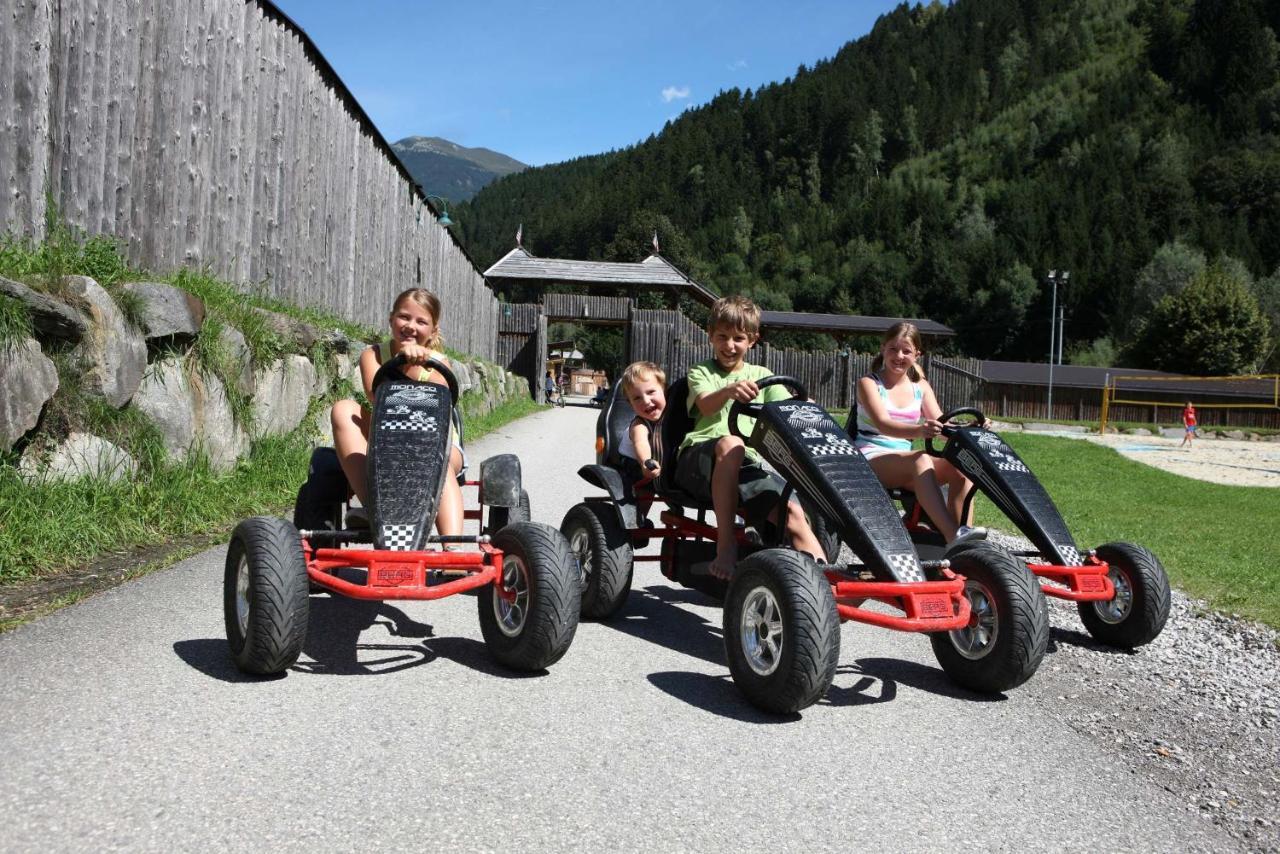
271 0 905 167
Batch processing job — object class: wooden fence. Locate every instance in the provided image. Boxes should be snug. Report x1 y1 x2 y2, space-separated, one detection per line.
543 293 630 323
0 0 496 360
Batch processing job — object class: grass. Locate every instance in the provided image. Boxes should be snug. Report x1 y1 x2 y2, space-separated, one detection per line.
981 433 1280 628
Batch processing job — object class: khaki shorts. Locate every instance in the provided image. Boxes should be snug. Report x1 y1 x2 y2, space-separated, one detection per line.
674 439 786 523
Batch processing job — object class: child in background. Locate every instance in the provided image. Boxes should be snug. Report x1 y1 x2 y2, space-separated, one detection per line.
618 361 667 482
853 321 984 548
330 288 464 538
675 295 825 579
1181 401 1197 449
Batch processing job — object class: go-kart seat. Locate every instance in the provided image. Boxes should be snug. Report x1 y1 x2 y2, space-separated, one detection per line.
655 377 714 509
596 381 640 475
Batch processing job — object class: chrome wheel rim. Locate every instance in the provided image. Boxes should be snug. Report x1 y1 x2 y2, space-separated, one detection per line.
235 555 251 637
1094 566 1134 624
951 580 998 660
494 555 531 637
569 526 593 591
740 586 784 677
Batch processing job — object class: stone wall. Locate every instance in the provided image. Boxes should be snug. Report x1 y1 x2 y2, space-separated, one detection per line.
0 274 528 483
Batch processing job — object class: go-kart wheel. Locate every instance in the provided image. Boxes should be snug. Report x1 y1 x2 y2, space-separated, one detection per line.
485 489 531 535
930 543 1048 693
724 549 840 714
223 517 310 675
1077 542 1171 648
478 522 581 671
561 502 633 620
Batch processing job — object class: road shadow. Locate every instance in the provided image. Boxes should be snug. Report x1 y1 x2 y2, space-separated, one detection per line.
646 671 799 723
600 583 725 666
1047 624 1139 655
845 657 1007 702
173 638 263 683
820 663 898 707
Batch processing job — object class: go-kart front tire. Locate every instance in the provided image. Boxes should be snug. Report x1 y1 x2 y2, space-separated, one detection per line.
724 549 840 714
930 543 1048 693
478 522 581 671
223 516 310 675
485 489 531 535
1077 542 1170 648
561 502 634 620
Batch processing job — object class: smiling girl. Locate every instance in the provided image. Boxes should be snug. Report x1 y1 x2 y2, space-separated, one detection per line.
330 288 464 537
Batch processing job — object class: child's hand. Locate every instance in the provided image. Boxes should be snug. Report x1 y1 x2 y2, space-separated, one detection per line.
400 343 431 365
643 459 661 481
726 379 760 403
921 418 944 439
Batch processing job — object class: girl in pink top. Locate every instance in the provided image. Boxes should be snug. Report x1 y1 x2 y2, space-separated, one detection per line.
855 322 984 546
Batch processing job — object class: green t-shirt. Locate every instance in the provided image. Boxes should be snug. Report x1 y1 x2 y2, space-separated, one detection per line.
680 360 787 461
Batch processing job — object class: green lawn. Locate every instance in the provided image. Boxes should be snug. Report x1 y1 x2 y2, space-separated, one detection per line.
984 433 1280 628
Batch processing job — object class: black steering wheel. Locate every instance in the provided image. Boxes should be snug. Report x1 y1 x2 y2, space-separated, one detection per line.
727 375 808 439
925 406 986 455
370 353 460 401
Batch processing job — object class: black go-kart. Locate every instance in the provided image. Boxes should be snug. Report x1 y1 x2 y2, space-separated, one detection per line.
870 407 1172 649
223 354 580 676
560 376 1049 714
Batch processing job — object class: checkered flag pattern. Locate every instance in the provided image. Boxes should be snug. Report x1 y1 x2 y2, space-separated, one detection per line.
807 438 857 457
887 552 924 582
994 459 1030 473
381 414 438 432
1057 544 1083 566
381 524 418 551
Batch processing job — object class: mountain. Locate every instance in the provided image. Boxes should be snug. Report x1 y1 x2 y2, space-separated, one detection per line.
456 0 1280 371
392 136 527 204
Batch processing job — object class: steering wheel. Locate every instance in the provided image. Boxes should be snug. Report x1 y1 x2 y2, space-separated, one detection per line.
727 375 808 439
925 406 986 455
370 353 460 401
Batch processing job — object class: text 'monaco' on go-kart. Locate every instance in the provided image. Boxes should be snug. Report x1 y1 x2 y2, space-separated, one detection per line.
223 354 579 676
887 407 1171 649
562 375 1049 714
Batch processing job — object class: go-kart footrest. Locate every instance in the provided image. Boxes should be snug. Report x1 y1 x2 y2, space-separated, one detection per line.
306 547 500 600
827 571 972 632
1028 559 1115 602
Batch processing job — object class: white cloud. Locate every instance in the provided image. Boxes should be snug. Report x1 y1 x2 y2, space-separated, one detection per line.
727 59 748 71
661 85 691 103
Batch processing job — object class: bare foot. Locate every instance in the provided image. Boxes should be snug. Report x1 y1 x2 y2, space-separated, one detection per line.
709 547 738 581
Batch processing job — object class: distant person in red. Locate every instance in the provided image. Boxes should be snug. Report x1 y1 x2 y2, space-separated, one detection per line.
1180 401 1197 449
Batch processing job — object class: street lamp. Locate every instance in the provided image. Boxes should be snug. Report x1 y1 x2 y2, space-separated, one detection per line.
415 186 453 227
1046 269 1069 418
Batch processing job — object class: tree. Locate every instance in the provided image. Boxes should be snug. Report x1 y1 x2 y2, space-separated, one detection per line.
1129 240 1206 328
1138 260 1271 373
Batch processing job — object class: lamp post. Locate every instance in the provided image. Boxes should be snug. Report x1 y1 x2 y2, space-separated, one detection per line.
1046 269 1069 419
415 186 453 227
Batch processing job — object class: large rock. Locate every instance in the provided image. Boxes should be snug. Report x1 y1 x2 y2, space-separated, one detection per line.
131 357 197 460
0 275 89 344
19 432 137 484
65 276 147 408
0 337 59 452
252 355 319 438
195 371 250 472
216 323 254 398
250 307 320 351
451 359 473 395
121 281 205 343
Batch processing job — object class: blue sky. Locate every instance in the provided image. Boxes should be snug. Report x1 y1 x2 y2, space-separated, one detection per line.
272 0 905 167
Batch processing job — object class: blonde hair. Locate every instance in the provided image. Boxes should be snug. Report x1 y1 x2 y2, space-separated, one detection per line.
706 295 761 338
620 360 666 392
870 321 926 382
390 287 444 351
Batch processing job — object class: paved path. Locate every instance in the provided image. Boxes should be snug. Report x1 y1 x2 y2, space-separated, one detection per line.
0 406 1238 852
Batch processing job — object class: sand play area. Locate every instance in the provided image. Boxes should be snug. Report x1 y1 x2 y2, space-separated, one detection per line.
1034 430 1280 488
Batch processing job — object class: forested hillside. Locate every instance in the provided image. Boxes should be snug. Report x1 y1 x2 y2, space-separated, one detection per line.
457 0 1280 372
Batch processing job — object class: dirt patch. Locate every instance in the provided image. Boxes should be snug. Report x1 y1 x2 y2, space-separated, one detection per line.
1026 430 1280 488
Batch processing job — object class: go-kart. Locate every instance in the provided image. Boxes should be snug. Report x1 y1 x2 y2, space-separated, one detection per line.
561 377 1048 714
879 407 1171 648
223 354 579 675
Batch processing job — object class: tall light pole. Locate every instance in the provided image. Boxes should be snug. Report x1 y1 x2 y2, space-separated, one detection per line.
1046 270 1069 419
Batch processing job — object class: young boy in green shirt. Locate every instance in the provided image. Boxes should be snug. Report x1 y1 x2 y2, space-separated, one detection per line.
674 295 825 580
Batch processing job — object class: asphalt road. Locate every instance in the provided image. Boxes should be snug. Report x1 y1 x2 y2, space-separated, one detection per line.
0 404 1238 852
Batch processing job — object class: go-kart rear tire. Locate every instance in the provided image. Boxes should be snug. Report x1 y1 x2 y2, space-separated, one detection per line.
478 522 581 671
223 516 310 675
293 448 347 532
930 543 1048 693
561 502 634 620
724 549 840 714
1077 542 1170 648
485 489 531 535
799 497 840 563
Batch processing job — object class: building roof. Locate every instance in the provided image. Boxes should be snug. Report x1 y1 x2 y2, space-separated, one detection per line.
759 311 954 338
980 361 1279 398
483 248 719 305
